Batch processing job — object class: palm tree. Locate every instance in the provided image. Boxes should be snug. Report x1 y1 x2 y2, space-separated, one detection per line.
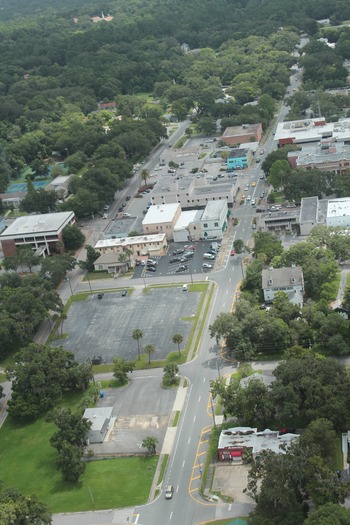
172 334 184 356
132 329 143 360
140 169 150 186
144 344 155 364
124 247 133 267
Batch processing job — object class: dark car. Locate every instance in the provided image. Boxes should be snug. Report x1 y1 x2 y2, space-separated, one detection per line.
118 207 123 213
207 249 217 256
146 266 156 272
125 196 131 201
122 203 127 208
175 265 188 273
170 257 181 264
91 355 103 365
121 290 127 296
173 248 185 255
97 293 104 299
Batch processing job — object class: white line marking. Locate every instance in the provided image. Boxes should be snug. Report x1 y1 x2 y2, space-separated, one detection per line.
182 460 185 468
170 383 193 470
134 514 140 524
193 416 196 422
229 278 231 282
198 395 201 402
170 511 173 519
176 485 179 492
229 504 232 511
188 437 191 444
203 377 206 383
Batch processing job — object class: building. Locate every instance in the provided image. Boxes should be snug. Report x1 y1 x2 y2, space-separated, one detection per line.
299 196 319 235
93 253 130 274
227 148 250 170
142 203 181 240
83 407 113 444
326 197 350 228
173 209 200 242
257 208 300 233
195 200 228 240
262 266 304 306
218 427 298 461
287 140 350 174
0 211 75 257
97 101 117 111
94 233 167 261
0 217 6 235
220 123 263 147
274 117 350 148
45 175 72 199
151 175 236 209
0 191 26 209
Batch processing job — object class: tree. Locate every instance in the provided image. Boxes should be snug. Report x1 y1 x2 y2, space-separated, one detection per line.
163 363 179 386
140 169 150 186
234 378 275 428
113 356 135 383
254 231 283 263
268 160 291 189
233 239 244 254
80 244 100 273
62 225 85 251
40 253 76 287
144 344 155 364
304 503 350 525
20 188 57 214
0 485 52 525
172 334 184 356
16 246 40 272
47 407 91 451
132 329 143 360
142 436 158 455
55 441 86 483
7 344 77 421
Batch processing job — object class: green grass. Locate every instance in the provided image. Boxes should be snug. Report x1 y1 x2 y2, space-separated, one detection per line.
328 272 341 302
83 271 110 281
173 411 180 427
175 136 186 148
99 378 127 389
0 392 157 512
0 372 7 383
155 454 169 497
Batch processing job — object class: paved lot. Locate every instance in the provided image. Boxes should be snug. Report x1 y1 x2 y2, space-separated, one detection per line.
211 463 254 504
89 374 177 455
54 287 201 363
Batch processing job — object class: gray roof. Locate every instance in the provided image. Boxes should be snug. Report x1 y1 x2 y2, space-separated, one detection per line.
83 407 113 431
300 196 318 223
202 200 227 220
0 211 74 238
262 266 303 289
218 427 299 455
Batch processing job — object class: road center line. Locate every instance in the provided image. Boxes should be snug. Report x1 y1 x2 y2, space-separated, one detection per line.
198 395 201 402
193 416 196 422
182 460 185 468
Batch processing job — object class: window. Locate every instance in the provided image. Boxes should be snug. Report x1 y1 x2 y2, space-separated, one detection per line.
203 223 208 228
214 222 219 227
193 226 196 230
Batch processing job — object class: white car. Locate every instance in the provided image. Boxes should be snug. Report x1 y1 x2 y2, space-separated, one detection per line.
203 253 215 260
202 263 213 269
251 199 256 205
122 213 131 217
246 195 251 201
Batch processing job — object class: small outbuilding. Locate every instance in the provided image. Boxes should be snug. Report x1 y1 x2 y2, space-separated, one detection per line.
83 406 113 444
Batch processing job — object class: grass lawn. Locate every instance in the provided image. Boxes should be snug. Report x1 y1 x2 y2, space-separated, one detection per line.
0 391 157 512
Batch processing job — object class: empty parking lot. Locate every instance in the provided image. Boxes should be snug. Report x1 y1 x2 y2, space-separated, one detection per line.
55 287 202 363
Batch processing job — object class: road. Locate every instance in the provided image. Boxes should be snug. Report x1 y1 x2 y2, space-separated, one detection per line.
53 70 300 524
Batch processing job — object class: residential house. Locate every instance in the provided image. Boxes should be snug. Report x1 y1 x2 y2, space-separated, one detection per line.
262 266 304 307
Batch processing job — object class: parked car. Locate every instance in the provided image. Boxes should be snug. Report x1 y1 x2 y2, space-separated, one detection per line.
230 249 236 256
182 284 188 291
183 251 194 258
91 355 103 365
175 265 188 272
203 253 215 260
104 204 109 210
251 181 256 187
121 290 127 297
126 196 131 201
122 213 131 217
170 257 181 264
251 199 256 205
246 195 251 202
202 263 213 269
145 266 156 272
118 207 123 212
97 293 104 299
103 213 108 219
207 249 217 256
173 248 185 255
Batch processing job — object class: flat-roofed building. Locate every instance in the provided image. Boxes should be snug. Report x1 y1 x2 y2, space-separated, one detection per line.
299 196 319 235
150 176 235 209
275 117 350 148
220 123 263 146
173 209 199 242
0 211 75 257
326 197 350 227
288 140 350 174
94 233 167 260
142 203 181 240
227 148 250 170
198 200 228 240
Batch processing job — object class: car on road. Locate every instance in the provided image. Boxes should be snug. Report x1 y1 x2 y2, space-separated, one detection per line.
118 207 123 212
246 195 251 201
175 265 188 273
125 196 131 201
230 249 236 256
122 213 131 217
121 290 127 297
244 184 249 191
251 198 256 205
122 203 127 208
260 191 265 198
251 181 256 187
256 158 261 163
165 485 174 499
103 213 108 219
203 253 215 260
97 293 104 299
202 263 213 269
260 149 265 155
260 173 265 179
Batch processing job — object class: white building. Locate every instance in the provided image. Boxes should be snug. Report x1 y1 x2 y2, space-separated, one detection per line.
83 407 113 444
326 197 350 228
94 233 167 260
262 266 304 306
173 209 200 242
142 203 181 240
191 200 228 240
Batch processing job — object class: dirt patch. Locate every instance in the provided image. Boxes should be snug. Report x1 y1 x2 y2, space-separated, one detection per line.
211 463 254 504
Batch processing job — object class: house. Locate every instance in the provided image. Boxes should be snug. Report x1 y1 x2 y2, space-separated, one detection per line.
0 191 26 209
218 427 299 461
0 211 75 257
220 123 263 147
93 253 130 274
97 101 117 111
142 203 181 240
262 266 304 307
45 175 72 199
83 407 113 444
94 233 167 261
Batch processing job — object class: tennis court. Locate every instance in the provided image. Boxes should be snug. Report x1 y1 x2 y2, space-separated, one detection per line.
6 180 49 193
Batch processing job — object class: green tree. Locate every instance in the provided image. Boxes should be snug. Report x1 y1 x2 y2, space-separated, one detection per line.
142 436 158 455
62 225 85 251
113 356 135 383
268 160 291 189
172 333 184 356
234 378 275 428
233 239 244 253
144 344 155 364
16 246 40 272
132 329 143 360
304 503 350 525
0 486 52 525
79 245 100 273
163 363 179 386
254 231 283 263
40 253 76 287
55 441 86 483
140 169 150 186
20 188 58 214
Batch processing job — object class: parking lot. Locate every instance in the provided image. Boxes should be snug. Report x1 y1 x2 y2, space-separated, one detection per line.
133 240 221 279
54 287 202 363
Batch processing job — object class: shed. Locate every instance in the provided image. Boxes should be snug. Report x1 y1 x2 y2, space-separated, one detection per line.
83 406 113 444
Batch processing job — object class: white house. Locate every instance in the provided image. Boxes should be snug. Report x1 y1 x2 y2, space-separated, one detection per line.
262 266 304 306
83 406 113 444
